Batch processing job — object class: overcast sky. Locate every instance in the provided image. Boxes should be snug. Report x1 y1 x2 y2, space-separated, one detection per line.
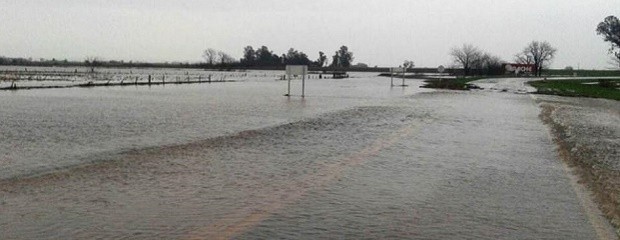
2 0 619 69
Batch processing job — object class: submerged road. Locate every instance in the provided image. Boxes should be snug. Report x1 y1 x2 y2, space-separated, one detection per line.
0 78 616 239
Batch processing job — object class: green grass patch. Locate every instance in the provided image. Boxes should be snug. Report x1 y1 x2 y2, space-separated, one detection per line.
421 77 485 90
529 79 620 100
544 69 620 77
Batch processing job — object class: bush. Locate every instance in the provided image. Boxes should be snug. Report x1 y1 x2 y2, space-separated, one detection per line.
599 79 618 88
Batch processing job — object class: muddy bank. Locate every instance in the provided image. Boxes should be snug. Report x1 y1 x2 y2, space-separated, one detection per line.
536 95 620 234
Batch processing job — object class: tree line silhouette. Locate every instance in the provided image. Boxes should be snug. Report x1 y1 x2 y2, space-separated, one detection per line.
209 45 354 68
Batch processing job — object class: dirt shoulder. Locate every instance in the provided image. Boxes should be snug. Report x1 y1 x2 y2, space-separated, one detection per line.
535 95 620 236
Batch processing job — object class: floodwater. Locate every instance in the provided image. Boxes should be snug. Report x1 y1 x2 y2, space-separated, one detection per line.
0 70 412 179
0 70 610 239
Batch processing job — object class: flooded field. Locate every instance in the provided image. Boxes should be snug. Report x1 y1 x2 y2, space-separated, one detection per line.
0 68 413 179
0 69 613 239
0 66 283 89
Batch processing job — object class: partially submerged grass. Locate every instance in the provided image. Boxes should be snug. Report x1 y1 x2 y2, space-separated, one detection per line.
421 77 485 90
529 79 620 101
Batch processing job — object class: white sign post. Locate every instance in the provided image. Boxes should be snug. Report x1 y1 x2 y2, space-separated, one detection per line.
285 65 308 97
390 67 406 87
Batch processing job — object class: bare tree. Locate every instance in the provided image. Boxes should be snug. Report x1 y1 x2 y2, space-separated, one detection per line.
478 53 504 75
450 44 483 76
514 53 533 65
481 53 502 67
519 41 557 76
223 54 236 64
84 56 101 73
217 51 236 64
596 15 620 68
202 48 218 65
403 60 415 69
608 56 620 69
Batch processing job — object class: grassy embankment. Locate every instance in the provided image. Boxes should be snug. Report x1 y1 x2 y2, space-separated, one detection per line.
417 69 620 90
545 69 620 77
376 73 483 90
421 77 485 90
529 79 620 101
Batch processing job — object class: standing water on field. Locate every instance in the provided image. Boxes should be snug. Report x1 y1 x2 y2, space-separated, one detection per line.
0 69 421 179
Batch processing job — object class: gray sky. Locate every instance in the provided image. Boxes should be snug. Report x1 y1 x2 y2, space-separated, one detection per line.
2 0 619 69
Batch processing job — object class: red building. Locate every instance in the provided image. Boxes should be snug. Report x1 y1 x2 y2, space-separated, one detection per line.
503 63 535 75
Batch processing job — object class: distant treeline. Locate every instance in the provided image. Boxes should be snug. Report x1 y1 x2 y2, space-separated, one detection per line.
202 45 355 68
0 56 455 74
0 56 205 69
2 55 619 77
0 45 356 70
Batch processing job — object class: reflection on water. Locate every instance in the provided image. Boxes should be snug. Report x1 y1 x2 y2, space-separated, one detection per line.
0 71 601 239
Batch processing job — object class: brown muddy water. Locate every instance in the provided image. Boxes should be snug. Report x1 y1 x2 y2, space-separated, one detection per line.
0 72 611 239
